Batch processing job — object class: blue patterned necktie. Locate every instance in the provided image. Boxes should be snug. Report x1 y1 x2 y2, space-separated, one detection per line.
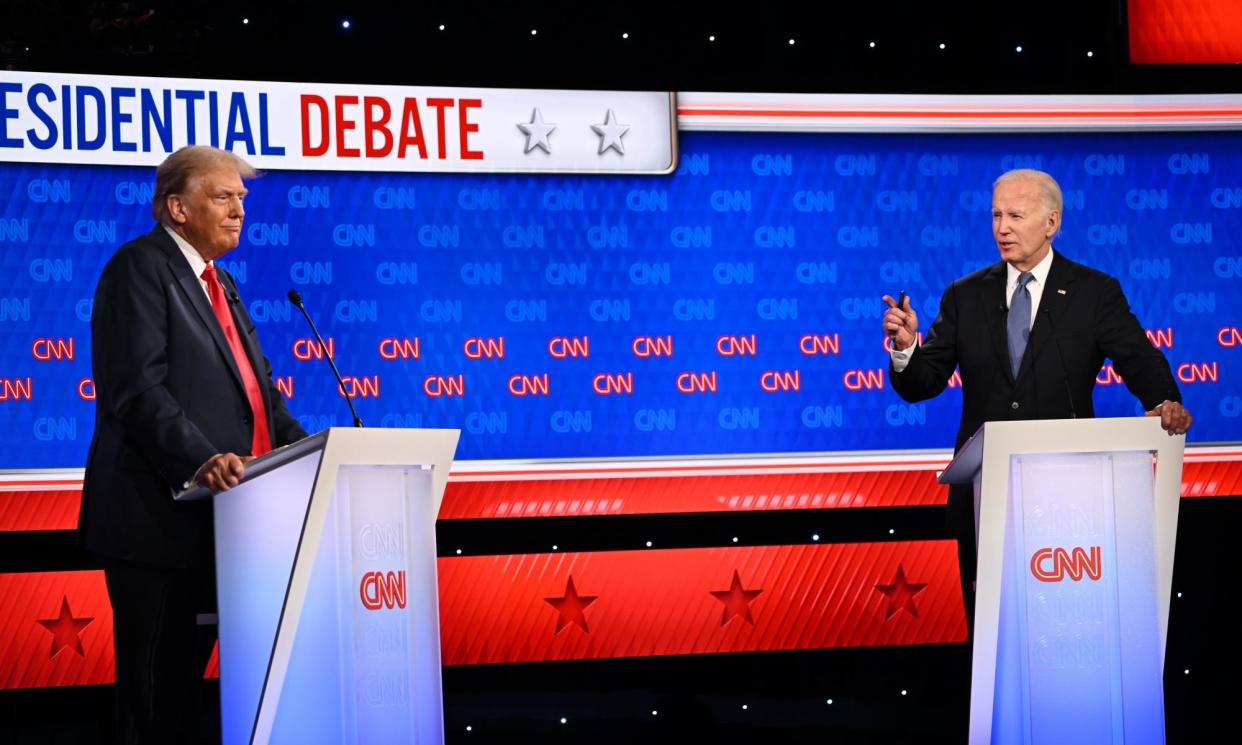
1007 271 1035 378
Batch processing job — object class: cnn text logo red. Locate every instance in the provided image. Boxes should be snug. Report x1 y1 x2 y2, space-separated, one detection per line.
1030 546 1102 582
360 570 407 610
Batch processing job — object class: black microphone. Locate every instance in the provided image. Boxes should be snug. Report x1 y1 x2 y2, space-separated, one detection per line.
288 290 364 428
1042 307 1077 419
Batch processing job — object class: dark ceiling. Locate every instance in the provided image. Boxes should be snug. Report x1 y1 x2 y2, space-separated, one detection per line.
2 0 1240 94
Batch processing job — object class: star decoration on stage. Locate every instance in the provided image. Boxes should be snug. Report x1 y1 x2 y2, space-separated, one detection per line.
37 596 94 658
517 108 556 154
710 570 763 626
875 564 928 620
591 109 630 155
545 575 598 634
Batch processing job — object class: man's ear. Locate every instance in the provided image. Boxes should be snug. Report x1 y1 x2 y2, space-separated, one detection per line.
166 194 187 225
1045 209 1061 239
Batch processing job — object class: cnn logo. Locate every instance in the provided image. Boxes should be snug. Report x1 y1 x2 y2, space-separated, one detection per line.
360 570 407 610
1030 547 1102 582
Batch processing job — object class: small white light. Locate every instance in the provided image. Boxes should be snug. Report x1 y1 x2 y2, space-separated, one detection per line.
889 528 895 535
1015 45 1022 53
531 29 538 36
938 42 946 50
439 24 446 31
826 698 834 705
742 704 749 710
342 19 351 29
812 533 820 541
788 38 796 46
622 32 629 39
1184 669 1190 675
869 41 876 48
1177 592 1183 598
455 549 462 555
651 710 658 716
732 536 739 543
709 35 716 42
466 725 472 732
242 18 249 25
560 717 567 724
552 545 558 551
646 540 653 547
1087 50 1094 57
901 689 908 696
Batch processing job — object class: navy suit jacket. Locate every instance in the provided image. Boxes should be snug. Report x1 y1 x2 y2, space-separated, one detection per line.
79 226 306 568
890 252 1181 452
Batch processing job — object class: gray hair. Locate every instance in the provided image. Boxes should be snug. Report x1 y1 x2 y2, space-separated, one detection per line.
993 168 1063 215
152 146 257 224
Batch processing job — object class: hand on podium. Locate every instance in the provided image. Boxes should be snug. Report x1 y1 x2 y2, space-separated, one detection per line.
1145 399 1192 436
194 453 253 493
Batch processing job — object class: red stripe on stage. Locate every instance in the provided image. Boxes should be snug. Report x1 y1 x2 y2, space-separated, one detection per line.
0 571 114 689
437 541 968 666
438 470 948 519
0 490 82 532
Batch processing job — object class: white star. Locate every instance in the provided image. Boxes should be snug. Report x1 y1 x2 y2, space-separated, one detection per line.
517 108 556 154
591 109 630 156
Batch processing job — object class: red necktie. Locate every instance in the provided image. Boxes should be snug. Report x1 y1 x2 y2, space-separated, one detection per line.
201 264 272 456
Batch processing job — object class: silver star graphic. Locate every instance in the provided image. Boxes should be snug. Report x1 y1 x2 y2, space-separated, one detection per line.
517 108 556 154
591 109 630 155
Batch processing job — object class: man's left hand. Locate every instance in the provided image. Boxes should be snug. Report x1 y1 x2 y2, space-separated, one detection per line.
1145 400 1192 436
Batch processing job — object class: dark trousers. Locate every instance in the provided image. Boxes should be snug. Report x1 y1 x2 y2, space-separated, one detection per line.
104 560 218 745
946 483 977 636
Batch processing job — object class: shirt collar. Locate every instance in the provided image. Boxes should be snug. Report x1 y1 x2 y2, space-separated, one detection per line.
1007 246 1054 287
164 224 211 278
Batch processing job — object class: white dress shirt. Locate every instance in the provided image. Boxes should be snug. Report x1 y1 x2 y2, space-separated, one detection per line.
891 248 1056 372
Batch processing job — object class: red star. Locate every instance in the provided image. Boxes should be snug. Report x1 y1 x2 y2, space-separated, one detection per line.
875 564 929 620
37 596 94 658
544 576 598 634
710 570 763 626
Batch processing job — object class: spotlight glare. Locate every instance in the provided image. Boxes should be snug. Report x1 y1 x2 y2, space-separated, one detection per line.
560 717 567 724
938 42 946 50
341 19 351 29
242 18 249 25
1087 50 1094 57
531 28 538 36
869 41 876 48
439 24 446 31
709 35 716 42
1016 45 1022 52
788 38 796 46
622 32 629 39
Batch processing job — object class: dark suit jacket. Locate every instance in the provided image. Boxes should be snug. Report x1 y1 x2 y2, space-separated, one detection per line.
891 252 1181 452
79 225 307 568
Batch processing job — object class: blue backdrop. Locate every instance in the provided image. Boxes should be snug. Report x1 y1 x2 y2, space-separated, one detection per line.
0 130 1238 467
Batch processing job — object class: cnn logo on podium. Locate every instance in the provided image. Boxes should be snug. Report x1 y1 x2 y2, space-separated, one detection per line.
1030 546 1102 582
360 570 407 610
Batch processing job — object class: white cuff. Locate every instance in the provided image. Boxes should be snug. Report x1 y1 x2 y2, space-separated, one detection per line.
890 342 917 372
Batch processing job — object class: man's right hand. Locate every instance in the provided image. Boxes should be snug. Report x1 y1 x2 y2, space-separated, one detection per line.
882 294 918 350
194 453 247 493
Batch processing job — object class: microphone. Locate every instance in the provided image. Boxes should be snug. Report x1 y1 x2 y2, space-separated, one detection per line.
287 290 364 428
1042 307 1077 419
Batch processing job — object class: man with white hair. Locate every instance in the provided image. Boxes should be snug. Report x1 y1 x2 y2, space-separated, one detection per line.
881 168 1191 624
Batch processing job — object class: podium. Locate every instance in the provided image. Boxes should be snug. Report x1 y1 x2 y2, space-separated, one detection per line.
178 427 459 745
940 418 1183 745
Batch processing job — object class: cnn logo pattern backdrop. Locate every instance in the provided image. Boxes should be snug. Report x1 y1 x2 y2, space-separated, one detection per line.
0 131 1239 468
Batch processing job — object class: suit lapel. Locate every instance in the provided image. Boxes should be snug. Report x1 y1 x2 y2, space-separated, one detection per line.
1016 253 1078 383
156 227 247 396
980 262 1014 385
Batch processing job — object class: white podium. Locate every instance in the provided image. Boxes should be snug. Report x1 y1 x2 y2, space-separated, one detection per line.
179 427 459 745
940 417 1183 745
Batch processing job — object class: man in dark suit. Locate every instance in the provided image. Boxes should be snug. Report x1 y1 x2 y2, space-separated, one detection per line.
79 146 307 744
881 168 1191 623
